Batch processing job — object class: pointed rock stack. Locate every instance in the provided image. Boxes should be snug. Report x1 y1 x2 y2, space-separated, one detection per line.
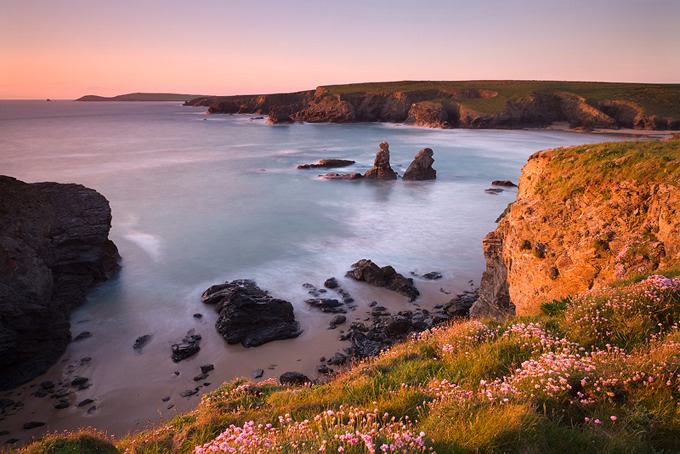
403 148 436 181
363 142 397 180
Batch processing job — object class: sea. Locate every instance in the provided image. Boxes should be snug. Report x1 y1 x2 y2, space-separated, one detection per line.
0 100 624 440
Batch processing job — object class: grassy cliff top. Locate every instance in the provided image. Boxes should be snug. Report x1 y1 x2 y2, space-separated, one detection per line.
322 80 680 117
534 139 680 200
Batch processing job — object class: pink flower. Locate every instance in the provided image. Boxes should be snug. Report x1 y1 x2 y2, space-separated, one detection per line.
610 415 617 421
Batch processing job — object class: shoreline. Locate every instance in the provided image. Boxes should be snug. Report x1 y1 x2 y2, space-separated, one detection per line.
0 271 476 447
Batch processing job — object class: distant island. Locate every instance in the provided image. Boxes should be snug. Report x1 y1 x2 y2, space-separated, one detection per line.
185 80 680 131
76 92 209 102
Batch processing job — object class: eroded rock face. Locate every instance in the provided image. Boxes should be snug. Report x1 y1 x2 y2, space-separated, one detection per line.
345 259 419 301
471 141 680 317
403 148 436 181
201 279 301 347
0 176 120 390
363 142 397 180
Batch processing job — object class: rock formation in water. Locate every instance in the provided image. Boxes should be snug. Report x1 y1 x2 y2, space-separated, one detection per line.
471 139 680 318
297 159 356 169
185 82 680 131
0 176 120 390
345 259 420 301
403 148 436 181
363 142 398 180
201 279 301 347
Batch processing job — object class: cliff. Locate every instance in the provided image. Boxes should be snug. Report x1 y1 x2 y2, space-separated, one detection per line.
186 81 680 131
471 139 680 317
0 176 120 390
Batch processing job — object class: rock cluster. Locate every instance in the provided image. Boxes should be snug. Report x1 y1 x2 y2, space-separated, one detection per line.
363 142 398 180
202 279 301 347
403 148 436 181
345 259 420 301
0 176 120 390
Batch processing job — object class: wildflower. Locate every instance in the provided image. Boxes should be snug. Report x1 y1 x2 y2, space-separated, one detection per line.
610 415 617 421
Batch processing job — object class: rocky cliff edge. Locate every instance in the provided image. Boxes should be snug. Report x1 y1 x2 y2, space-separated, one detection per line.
186 81 680 131
0 176 120 390
471 139 680 317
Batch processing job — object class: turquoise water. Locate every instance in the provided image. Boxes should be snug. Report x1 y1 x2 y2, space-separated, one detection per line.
0 100 623 436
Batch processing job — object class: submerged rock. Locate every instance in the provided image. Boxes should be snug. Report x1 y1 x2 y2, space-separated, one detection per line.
202 279 301 347
297 159 355 169
491 180 517 187
345 259 420 301
321 172 364 180
403 148 436 181
363 142 397 180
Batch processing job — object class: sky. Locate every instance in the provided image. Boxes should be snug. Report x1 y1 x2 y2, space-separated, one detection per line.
1 0 679 99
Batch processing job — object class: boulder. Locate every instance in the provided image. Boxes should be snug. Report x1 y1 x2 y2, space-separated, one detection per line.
345 259 420 301
403 148 436 181
202 279 301 347
279 371 311 386
363 142 397 180
0 176 120 391
305 298 346 313
171 330 201 362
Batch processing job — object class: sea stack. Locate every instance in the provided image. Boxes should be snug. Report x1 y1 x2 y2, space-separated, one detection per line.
364 142 397 180
403 148 436 181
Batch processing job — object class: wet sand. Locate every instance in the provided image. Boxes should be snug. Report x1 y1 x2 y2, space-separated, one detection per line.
537 122 677 140
0 272 477 447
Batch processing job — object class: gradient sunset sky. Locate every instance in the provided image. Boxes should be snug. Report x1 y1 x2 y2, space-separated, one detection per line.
2 0 679 99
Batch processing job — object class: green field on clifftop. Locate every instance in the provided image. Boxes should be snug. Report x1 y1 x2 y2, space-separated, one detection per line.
323 80 680 117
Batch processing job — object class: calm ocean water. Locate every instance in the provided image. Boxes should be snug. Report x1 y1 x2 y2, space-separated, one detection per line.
0 100 623 436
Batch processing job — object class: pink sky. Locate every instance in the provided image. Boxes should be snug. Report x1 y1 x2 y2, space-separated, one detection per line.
2 0 679 99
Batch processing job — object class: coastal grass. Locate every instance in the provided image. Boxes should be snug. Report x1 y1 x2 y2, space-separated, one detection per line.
322 80 680 117
12 269 680 453
533 139 680 203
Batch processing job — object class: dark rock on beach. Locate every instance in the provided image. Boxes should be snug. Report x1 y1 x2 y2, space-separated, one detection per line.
297 159 356 169
402 148 436 181
306 298 346 313
364 142 397 180
171 330 201 362
328 315 347 329
279 371 311 386
0 176 120 391
346 259 420 301
202 279 301 347
133 334 152 350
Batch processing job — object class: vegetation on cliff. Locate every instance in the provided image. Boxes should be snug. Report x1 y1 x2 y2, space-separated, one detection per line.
472 139 680 316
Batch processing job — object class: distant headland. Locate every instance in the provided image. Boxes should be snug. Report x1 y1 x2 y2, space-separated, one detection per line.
76 92 209 102
184 80 680 131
